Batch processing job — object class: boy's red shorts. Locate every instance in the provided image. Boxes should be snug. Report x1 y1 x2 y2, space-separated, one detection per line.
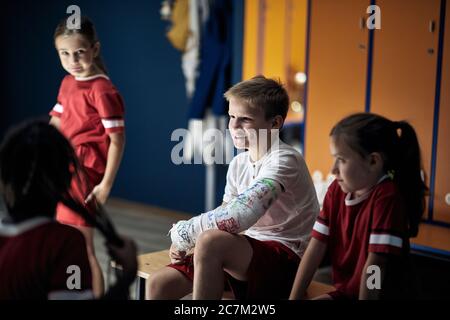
168 235 300 299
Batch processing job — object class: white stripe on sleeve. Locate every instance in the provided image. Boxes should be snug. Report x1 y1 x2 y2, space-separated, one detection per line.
313 221 330 236
369 234 403 248
101 119 125 129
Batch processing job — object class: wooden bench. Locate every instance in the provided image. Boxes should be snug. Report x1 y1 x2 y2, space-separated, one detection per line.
124 249 334 300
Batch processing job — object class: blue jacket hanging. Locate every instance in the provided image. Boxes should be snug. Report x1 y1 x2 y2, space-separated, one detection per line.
187 0 233 119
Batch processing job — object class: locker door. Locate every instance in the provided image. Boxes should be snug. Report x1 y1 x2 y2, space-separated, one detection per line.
242 0 308 83
305 0 370 177
370 0 441 187
242 0 308 125
434 1 450 223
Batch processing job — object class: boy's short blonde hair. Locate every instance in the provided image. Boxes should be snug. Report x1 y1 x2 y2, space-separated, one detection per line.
224 75 289 121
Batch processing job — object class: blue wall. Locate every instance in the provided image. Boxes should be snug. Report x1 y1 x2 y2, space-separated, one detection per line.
0 0 243 214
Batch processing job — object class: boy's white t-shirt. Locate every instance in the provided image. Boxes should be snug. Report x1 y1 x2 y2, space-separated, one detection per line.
223 139 320 257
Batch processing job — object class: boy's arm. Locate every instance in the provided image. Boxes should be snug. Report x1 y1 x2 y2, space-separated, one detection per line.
169 200 231 262
170 178 283 252
289 238 327 299
86 132 125 205
359 252 388 300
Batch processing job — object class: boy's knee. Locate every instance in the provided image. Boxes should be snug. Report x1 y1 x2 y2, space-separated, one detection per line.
146 267 192 300
146 269 170 299
195 229 228 256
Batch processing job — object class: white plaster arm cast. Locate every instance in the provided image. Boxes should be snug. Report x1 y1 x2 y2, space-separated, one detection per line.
169 178 283 252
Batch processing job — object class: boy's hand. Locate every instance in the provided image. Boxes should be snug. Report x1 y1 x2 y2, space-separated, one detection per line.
169 243 186 265
86 182 111 205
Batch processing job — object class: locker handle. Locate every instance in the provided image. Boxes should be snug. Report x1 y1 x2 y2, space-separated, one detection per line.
429 20 435 33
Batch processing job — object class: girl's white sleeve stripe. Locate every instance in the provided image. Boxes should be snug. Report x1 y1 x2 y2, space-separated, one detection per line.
369 234 403 248
53 103 64 113
101 119 125 129
313 221 330 236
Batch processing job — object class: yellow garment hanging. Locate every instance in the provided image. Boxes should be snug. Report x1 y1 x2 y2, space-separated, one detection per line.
166 0 190 52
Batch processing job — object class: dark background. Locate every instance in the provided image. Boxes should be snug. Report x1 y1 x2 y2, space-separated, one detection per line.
0 0 244 214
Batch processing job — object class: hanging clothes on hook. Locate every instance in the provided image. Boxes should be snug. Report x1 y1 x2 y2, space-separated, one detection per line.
163 0 209 97
165 0 190 51
183 0 210 98
183 0 234 164
188 0 232 119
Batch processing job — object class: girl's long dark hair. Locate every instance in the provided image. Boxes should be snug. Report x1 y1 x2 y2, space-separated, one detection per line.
0 120 123 246
54 16 108 75
330 113 428 237
0 120 79 221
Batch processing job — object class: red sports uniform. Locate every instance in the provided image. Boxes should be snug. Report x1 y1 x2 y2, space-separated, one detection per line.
311 177 410 299
0 217 92 299
49 74 125 226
